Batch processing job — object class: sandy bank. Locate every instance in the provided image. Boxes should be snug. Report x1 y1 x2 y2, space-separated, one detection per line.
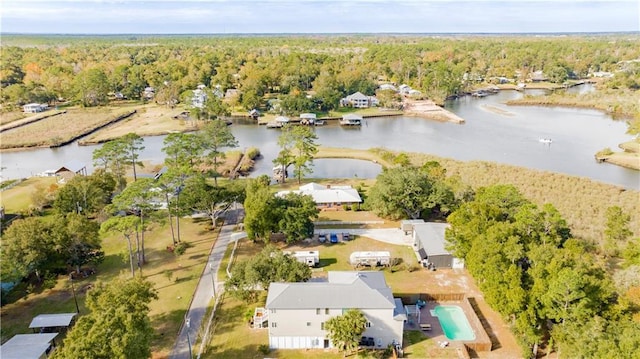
402 99 465 124
480 104 515 117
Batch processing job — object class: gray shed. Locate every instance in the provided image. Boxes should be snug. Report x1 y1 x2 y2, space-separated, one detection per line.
400 219 425 234
412 222 462 269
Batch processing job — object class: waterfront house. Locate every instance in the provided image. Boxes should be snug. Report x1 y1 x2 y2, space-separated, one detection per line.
276 183 362 210
341 92 370 108
54 160 87 183
23 103 48 113
263 271 406 349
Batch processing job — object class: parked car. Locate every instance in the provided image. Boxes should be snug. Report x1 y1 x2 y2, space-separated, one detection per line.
318 233 327 243
330 233 338 243
342 232 350 241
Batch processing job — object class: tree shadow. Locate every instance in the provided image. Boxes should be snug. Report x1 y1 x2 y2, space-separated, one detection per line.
318 258 337 267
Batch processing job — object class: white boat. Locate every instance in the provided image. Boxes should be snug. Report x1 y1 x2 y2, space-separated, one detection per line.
539 138 552 144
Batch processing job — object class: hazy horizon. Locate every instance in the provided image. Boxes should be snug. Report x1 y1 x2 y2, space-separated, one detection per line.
2 0 638 35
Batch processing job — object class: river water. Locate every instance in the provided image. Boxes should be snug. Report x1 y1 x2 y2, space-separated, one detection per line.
1 87 638 189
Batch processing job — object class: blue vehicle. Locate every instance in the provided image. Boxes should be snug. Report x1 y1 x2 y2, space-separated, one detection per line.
330 233 338 243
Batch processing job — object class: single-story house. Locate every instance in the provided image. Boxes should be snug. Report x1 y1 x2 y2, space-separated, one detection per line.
143 86 155 100
530 71 548 82
54 160 87 182
23 103 48 113
276 183 362 210
378 84 398 92
411 221 464 269
29 313 77 334
0 333 59 359
264 271 406 349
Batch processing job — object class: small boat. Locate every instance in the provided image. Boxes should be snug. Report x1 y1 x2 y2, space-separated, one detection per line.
314 120 326 126
539 138 552 144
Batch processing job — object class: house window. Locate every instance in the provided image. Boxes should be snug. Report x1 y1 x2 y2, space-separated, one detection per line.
316 308 321 315
321 322 325 330
325 308 330 315
307 322 311 327
271 322 277 328
270 309 276 314
365 322 372 328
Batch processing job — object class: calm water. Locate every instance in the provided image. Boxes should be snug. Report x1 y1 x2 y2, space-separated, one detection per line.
1 87 638 189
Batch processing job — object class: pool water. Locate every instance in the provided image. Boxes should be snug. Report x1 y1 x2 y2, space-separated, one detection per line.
434 305 476 341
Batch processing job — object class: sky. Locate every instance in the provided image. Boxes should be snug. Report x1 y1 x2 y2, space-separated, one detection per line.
1 0 639 34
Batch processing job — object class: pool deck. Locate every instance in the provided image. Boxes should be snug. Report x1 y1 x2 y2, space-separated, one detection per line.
405 299 492 354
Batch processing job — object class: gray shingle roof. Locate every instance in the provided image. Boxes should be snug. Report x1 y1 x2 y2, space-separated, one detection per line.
266 271 395 310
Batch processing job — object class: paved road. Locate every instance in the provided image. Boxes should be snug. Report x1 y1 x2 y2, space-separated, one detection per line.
169 206 245 359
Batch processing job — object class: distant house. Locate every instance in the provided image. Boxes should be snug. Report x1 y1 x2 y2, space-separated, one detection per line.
225 89 240 99
378 83 398 92
23 103 48 113
411 221 464 269
340 92 377 108
0 333 59 359
54 160 87 183
143 87 155 100
192 85 208 108
398 84 411 95
263 271 406 349
276 183 362 210
530 71 548 82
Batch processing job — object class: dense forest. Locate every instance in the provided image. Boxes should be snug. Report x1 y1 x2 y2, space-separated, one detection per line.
1 34 639 115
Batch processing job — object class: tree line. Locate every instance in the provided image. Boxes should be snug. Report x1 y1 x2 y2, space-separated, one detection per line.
2 34 639 111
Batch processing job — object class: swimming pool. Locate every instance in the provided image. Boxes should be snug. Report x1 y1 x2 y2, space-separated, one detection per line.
434 305 476 341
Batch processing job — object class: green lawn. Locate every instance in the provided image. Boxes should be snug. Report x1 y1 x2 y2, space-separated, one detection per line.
0 177 58 214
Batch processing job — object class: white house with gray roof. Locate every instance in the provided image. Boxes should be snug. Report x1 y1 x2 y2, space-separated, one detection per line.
264 271 406 349
276 183 362 210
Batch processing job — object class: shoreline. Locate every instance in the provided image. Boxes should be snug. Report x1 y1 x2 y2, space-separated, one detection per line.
402 99 465 124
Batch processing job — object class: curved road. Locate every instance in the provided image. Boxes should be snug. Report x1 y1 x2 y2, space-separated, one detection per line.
169 205 245 359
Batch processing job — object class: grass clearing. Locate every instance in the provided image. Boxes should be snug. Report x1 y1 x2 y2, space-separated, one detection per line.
0 111 27 126
0 216 218 358
0 177 58 213
82 104 200 143
1 106 138 149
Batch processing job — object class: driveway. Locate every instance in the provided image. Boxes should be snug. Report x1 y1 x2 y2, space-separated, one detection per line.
169 205 246 359
315 228 414 246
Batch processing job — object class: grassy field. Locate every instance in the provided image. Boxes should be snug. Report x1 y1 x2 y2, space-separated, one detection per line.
0 177 58 214
0 106 138 149
0 216 218 358
81 104 199 143
0 111 26 126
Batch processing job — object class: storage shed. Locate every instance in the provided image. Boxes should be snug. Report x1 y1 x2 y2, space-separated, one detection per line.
29 313 77 333
412 222 463 269
349 251 391 267
400 219 425 234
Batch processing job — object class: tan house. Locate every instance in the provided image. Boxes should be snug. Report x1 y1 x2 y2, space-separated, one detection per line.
263 271 406 349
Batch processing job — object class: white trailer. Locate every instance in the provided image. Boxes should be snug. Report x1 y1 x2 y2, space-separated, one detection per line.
349 251 391 267
286 251 320 267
